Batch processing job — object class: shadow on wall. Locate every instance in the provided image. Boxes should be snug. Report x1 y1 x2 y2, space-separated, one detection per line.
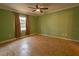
71 6 79 40
37 6 79 40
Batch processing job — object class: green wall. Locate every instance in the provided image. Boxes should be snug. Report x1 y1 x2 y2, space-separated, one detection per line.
0 9 15 41
71 7 79 40
0 9 37 42
37 6 79 40
0 6 79 42
29 16 38 34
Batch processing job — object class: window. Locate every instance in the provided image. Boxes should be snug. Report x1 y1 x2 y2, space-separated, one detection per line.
19 16 26 32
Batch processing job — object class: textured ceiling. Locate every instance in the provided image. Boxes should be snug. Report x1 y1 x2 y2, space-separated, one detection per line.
0 3 79 16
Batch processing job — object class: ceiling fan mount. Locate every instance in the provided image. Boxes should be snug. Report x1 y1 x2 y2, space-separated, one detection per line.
28 4 48 13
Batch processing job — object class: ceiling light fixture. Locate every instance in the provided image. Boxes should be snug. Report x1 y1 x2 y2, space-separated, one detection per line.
36 9 40 11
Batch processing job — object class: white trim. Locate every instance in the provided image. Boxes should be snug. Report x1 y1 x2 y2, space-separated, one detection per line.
43 5 79 15
0 34 79 44
39 34 79 43
0 34 33 44
19 35 28 39
0 35 27 44
0 38 17 44
1 4 79 16
29 33 38 35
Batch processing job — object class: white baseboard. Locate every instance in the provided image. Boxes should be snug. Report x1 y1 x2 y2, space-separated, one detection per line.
0 38 17 44
29 33 38 35
0 35 29 44
39 34 71 40
19 34 79 43
28 33 71 40
39 34 79 43
0 34 79 44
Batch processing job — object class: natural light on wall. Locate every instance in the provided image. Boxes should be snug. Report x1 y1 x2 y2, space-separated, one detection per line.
19 16 26 32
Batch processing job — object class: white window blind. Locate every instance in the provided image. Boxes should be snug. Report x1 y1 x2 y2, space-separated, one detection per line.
19 16 26 32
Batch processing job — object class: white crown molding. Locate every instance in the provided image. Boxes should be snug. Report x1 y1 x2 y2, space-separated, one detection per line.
44 5 79 15
0 4 79 16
